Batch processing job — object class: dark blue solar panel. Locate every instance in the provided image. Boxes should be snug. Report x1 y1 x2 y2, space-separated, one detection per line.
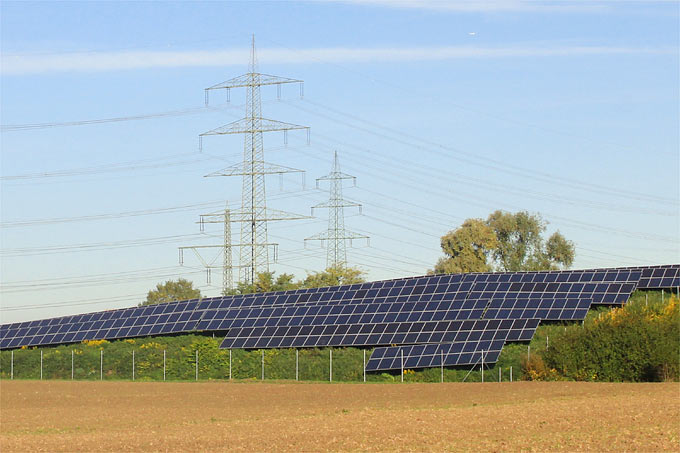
2 265 672 351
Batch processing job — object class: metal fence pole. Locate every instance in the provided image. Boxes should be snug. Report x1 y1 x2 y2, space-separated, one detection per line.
100 350 103 380
440 350 444 383
40 350 43 380
11 350 14 380
546 335 549 349
662 289 664 303
71 350 74 380
261 350 264 380
510 366 513 382
163 350 166 381
646 293 648 307
229 349 232 380
527 345 531 362
132 350 135 381
329 349 333 382
499 367 501 383
481 350 484 383
363 350 366 383
195 350 199 381
400 350 404 383
295 349 299 381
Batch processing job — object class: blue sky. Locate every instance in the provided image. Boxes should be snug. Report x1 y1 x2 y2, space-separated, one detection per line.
1 0 678 323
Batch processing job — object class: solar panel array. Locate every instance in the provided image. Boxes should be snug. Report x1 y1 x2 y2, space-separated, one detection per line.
1 264 677 371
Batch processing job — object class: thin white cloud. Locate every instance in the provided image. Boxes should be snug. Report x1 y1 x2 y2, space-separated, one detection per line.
340 0 607 13
1 45 673 75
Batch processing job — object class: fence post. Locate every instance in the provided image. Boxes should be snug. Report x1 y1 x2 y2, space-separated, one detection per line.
510 366 513 382
527 345 531 362
11 350 13 380
163 350 166 381
132 350 135 381
400 350 404 383
261 350 264 380
440 350 444 383
499 367 501 383
195 350 199 381
295 349 299 381
363 350 366 383
100 350 103 380
662 289 664 303
40 350 43 380
546 335 549 349
71 350 74 380
646 293 648 307
229 349 232 380
329 349 333 382
481 350 484 383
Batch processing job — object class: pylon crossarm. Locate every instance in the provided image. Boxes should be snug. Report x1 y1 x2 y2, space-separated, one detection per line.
312 200 362 210
206 73 302 91
204 161 305 178
200 118 309 136
317 172 356 182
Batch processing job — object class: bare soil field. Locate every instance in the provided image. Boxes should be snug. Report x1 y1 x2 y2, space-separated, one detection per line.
1 380 678 452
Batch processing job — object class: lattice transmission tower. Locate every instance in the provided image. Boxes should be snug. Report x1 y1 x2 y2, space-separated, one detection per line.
306 151 369 268
180 36 310 291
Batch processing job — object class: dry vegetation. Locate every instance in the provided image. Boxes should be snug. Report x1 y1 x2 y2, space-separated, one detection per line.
1 380 678 452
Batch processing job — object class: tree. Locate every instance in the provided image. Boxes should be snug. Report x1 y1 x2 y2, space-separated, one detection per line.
432 210 575 273
301 265 365 288
225 266 365 294
486 210 574 271
228 271 300 295
141 278 201 306
432 218 498 274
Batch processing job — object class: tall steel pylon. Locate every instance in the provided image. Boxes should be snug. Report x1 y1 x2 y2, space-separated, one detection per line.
306 151 369 268
181 36 310 289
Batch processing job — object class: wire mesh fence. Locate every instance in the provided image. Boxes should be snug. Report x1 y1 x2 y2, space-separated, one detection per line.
0 344 515 383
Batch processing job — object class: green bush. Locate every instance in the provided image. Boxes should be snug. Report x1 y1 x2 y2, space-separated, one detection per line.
540 291 679 382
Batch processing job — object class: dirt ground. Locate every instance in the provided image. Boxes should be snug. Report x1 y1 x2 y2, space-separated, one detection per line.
0 380 678 452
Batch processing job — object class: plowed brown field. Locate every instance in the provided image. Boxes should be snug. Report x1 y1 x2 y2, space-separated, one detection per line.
1 380 678 452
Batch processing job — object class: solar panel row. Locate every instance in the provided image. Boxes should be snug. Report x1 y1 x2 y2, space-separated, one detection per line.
0 265 675 369
219 318 539 350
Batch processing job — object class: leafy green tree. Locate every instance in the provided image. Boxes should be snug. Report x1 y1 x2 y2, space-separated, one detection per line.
226 266 365 294
301 265 365 288
486 210 574 271
432 218 497 274
141 278 201 306
432 210 575 273
228 271 301 295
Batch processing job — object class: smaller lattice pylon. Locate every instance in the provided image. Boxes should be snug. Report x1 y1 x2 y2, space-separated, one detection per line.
305 151 369 269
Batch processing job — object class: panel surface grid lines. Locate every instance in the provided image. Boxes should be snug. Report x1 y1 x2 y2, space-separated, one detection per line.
1 264 670 350
365 327 512 372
